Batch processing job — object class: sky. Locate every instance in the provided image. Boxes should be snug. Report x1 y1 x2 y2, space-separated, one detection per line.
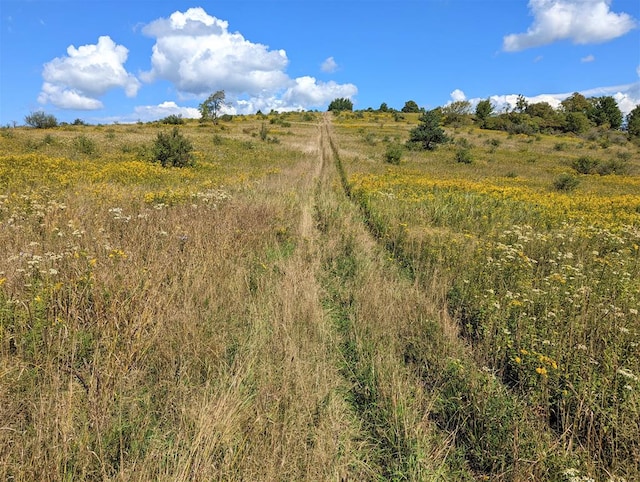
1 0 639 125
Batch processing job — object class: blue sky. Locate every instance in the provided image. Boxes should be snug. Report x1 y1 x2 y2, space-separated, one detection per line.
1 0 639 125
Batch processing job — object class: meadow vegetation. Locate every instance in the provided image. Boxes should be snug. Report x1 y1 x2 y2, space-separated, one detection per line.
1 108 639 480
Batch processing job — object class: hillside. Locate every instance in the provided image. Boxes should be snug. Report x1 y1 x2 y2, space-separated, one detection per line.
1 112 639 480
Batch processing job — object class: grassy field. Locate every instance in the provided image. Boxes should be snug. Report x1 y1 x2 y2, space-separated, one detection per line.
0 112 639 480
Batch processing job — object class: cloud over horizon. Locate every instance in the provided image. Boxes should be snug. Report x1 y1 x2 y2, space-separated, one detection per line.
140 7 356 112
38 36 140 110
452 80 639 117
503 0 636 52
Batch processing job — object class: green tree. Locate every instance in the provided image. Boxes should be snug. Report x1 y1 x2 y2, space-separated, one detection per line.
442 100 472 126
379 102 389 112
152 127 194 168
590 96 623 129
199 90 226 124
565 111 591 134
561 92 591 114
25 111 58 129
408 109 449 150
515 94 528 113
475 98 494 127
401 100 421 113
627 105 640 139
328 97 353 112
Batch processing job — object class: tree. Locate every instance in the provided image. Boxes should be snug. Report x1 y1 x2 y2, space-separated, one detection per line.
515 94 528 113
442 100 472 126
565 111 591 134
401 100 421 113
152 127 194 168
379 102 389 112
561 92 591 114
475 98 494 127
408 109 449 150
25 111 58 129
328 98 353 112
590 96 623 129
627 105 640 139
199 90 226 124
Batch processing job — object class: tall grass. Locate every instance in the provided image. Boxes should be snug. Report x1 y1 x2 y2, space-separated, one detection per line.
337 113 640 479
2 113 638 480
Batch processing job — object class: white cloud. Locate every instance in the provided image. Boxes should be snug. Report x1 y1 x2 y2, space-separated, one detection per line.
141 8 357 112
38 82 103 110
321 57 338 73
450 89 466 102
282 76 357 108
464 81 640 116
581 54 596 62
133 101 200 122
503 0 636 52
141 7 289 96
39 36 140 110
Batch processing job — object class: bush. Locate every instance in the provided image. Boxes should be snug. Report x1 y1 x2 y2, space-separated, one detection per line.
25 111 58 129
161 114 185 125
553 173 580 191
73 135 98 155
328 98 353 112
152 127 194 167
596 158 629 175
384 144 403 164
455 148 473 164
408 109 449 150
571 156 599 174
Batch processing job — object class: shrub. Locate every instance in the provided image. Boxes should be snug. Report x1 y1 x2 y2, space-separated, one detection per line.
384 144 403 165
553 173 580 191
152 127 194 167
25 111 58 129
408 109 449 150
161 114 185 125
571 156 599 174
73 135 98 155
328 98 353 112
363 132 376 146
596 158 629 175
456 148 473 164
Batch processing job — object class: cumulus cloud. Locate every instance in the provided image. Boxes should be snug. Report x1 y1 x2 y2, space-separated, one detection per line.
503 0 636 52
450 89 467 102
282 76 357 108
581 54 596 62
133 101 200 122
321 57 338 73
463 80 640 117
141 8 357 112
38 36 140 110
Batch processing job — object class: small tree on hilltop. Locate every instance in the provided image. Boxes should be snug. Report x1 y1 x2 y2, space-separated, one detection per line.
199 90 226 124
408 109 449 150
25 111 58 129
401 100 421 113
475 98 494 127
328 98 353 112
